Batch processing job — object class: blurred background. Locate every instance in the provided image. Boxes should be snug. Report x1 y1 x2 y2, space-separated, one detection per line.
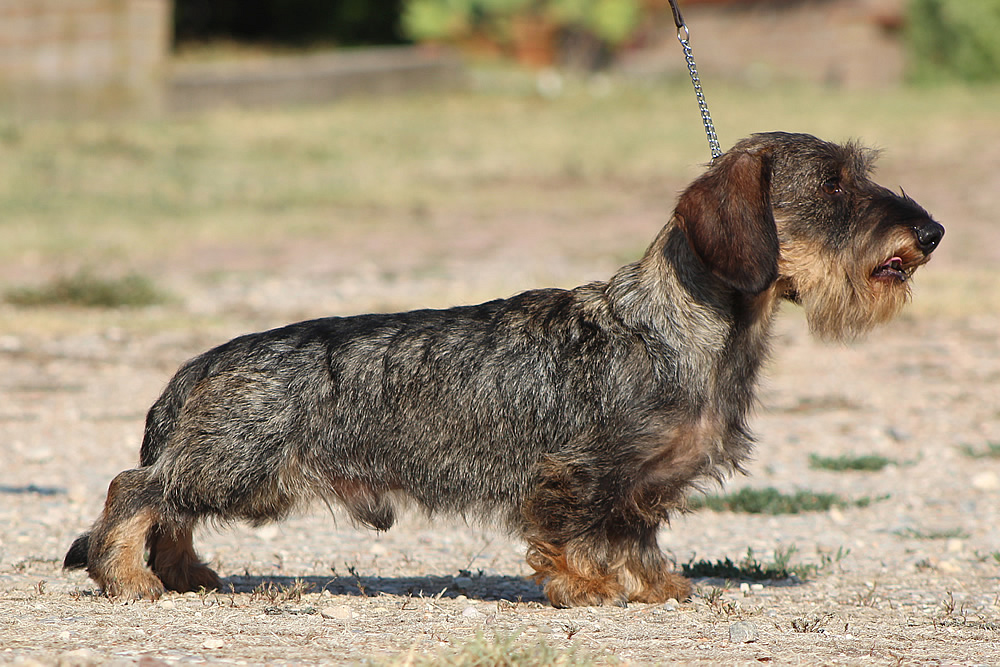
0 0 996 322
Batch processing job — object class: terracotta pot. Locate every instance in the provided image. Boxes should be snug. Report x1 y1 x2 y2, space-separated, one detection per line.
510 14 558 68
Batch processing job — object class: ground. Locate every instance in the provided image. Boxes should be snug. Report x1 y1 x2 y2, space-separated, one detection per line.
1 74 998 665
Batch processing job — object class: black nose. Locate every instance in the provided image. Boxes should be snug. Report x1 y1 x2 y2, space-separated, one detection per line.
913 220 944 253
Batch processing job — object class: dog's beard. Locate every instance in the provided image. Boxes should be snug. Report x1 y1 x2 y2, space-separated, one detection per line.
779 240 916 343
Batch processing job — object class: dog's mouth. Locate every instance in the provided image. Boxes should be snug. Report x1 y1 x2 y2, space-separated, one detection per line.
871 256 913 283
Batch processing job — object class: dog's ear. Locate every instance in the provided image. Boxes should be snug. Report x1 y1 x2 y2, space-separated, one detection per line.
674 150 779 295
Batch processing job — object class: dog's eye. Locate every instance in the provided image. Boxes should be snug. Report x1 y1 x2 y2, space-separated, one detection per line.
821 178 843 196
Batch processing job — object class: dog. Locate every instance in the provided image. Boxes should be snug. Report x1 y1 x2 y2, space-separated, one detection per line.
64 132 943 607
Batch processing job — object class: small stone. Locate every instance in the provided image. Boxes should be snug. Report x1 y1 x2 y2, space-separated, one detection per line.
662 599 678 611
729 621 758 643
58 648 97 665
202 638 225 649
751 584 764 592
321 605 352 620
461 606 484 619
23 447 54 464
886 427 910 442
0 336 22 352
938 559 962 573
157 599 176 610
740 583 751 595
58 631 71 641
972 471 1000 490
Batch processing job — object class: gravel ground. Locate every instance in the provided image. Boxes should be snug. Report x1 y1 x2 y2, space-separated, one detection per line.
2 155 999 665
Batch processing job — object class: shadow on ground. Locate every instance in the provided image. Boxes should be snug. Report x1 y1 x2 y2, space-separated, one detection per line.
222 573 548 603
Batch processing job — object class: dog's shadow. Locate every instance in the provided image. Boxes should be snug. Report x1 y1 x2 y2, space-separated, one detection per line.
216 572 805 605
219 572 549 604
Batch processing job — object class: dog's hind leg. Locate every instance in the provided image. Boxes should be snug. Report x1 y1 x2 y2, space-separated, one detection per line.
615 525 692 604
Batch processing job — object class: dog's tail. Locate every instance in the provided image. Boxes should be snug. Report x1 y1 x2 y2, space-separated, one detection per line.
64 353 213 571
63 533 90 569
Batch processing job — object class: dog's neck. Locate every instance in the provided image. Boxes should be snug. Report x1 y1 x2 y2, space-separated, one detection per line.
604 220 781 415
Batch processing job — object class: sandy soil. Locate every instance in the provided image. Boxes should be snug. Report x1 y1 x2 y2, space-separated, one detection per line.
2 127 999 665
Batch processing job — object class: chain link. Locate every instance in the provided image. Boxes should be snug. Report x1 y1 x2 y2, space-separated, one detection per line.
668 1 722 161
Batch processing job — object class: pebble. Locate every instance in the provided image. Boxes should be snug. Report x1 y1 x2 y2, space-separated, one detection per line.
321 605 352 621
729 621 758 643
58 648 97 664
0 335 21 352
461 606 484 619
23 447 54 464
972 471 999 490
202 638 225 649
157 599 176 610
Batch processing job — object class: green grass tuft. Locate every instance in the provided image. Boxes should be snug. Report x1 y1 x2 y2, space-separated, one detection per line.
808 453 895 472
689 486 882 515
894 527 969 540
685 546 806 582
960 442 1000 459
5 271 169 309
409 631 613 666
685 544 850 583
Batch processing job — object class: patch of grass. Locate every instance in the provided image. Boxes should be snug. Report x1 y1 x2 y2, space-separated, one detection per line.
960 441 1000 459
5 271 169 308
410 631 613 666
684 545 837 582
689 486 883 515
808 453 895 472
894 527 969 540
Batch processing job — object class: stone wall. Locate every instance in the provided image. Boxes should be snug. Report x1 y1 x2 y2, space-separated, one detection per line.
0 0 171 115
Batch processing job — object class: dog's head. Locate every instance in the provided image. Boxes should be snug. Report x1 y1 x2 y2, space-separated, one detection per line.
674 132 944 341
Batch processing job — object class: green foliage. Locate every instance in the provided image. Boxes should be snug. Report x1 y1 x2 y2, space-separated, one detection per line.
549 0 640 45
808 453 894 472
411 631 612 666
400 0 640 48
894 527 969 540
906 0 1000 83
5 271 169 309
685 546 802 581
960 441 1000 459
689 487 881 515
685 545 851 583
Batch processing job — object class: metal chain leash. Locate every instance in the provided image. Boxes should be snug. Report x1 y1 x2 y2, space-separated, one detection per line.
667 0 722 161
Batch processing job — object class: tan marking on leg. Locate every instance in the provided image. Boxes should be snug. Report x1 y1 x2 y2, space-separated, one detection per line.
90 507 165 600
527 541 626 608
